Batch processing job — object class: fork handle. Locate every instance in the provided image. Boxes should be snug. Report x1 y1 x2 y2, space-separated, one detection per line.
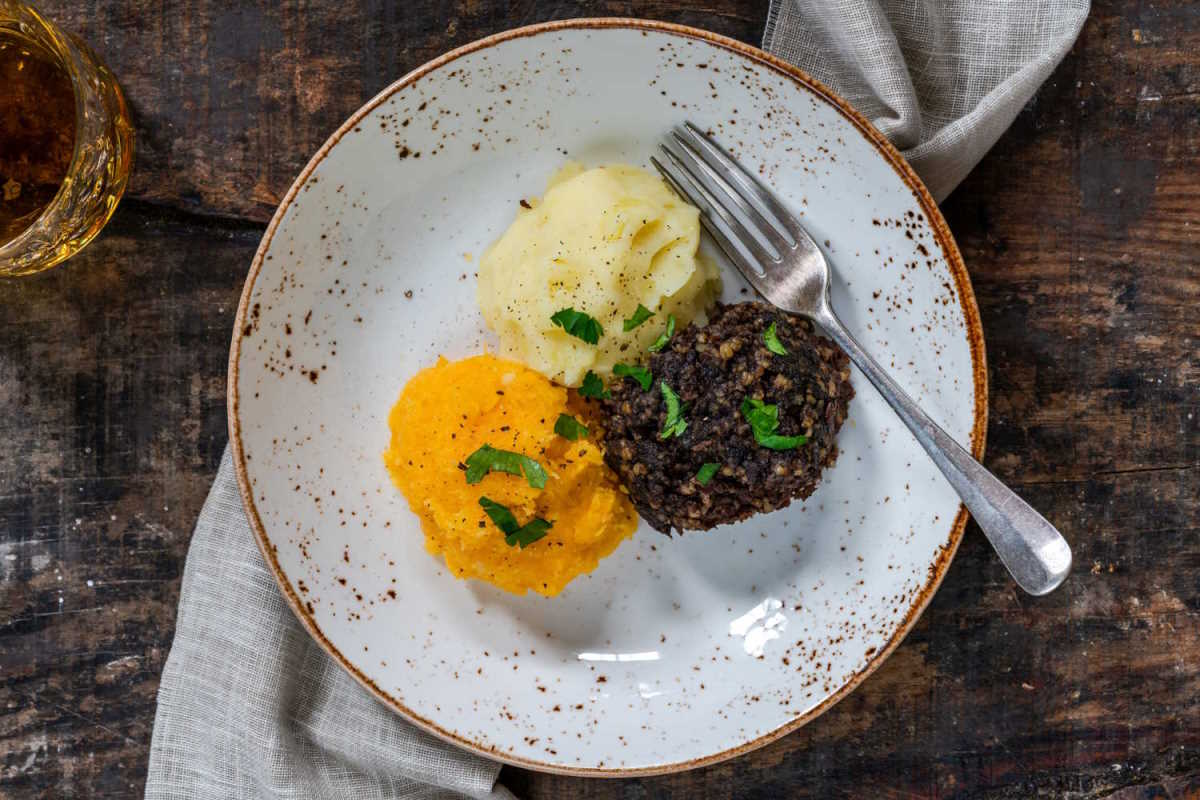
813 307 1072 596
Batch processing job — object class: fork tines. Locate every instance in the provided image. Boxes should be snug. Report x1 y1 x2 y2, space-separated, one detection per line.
652 123 812 288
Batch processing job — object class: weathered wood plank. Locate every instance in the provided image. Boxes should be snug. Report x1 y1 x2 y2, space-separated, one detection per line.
0 205 257 795
42 0 768 223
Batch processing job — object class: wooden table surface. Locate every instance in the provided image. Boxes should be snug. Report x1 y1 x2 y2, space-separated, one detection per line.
2 1 1197 797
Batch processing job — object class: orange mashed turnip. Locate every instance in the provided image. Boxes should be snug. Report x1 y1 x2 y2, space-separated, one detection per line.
383 354 637 596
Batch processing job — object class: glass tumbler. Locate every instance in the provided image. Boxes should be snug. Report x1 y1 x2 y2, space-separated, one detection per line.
0 1 132 277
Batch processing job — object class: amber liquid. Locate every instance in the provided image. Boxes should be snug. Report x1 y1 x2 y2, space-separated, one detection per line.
0 31 76 245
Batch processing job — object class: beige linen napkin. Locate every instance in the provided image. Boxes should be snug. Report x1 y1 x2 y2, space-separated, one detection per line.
764 0 1090 201
146 4 1088 797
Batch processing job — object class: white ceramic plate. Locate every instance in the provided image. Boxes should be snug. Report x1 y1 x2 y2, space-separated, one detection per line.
229 19 986 775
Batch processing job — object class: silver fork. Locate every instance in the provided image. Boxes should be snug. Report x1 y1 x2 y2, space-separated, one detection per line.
653 122 1072 596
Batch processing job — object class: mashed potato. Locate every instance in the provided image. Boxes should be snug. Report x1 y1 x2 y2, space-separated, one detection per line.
478 163 720 386
383 354 637 596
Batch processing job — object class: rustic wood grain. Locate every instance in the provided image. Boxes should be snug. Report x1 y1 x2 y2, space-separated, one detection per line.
1 0 1198 798
43 0 768 224
0 202 259 795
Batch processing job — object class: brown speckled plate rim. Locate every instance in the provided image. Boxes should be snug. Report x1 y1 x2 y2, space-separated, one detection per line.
227 17 988 778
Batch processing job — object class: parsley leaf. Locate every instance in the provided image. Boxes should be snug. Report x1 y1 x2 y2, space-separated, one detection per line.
463 444 549 489
740 397 808 451
659 381 688 439
647 313 676 352
763 321 789 356
505 517 553 548
622 304 655 331
740 397 779 437
578 370 610 399
695 462 720 485
478 496 553 548
551 307 603 344
553 413 589 441
755 432 806 450
478 495 519 531
613 363 653 391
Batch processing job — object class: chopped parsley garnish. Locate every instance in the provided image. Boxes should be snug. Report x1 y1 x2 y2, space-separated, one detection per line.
578 370 610 399
740 397 808 451
659 381 687 439
763 321 789 355
647 313 676 352
695 462 720 485
506 517 553 548
478 495 519 530
478 496 553 548
553 413 589 441
622 304 655 331
463 444 549 489
613 362 652 391
550 307 603 344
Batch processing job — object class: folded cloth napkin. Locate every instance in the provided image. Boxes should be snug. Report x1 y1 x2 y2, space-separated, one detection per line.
765 0 1089 201
146 4 1088 797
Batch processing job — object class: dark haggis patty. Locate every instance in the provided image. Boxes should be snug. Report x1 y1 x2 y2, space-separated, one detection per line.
599 301 853 534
